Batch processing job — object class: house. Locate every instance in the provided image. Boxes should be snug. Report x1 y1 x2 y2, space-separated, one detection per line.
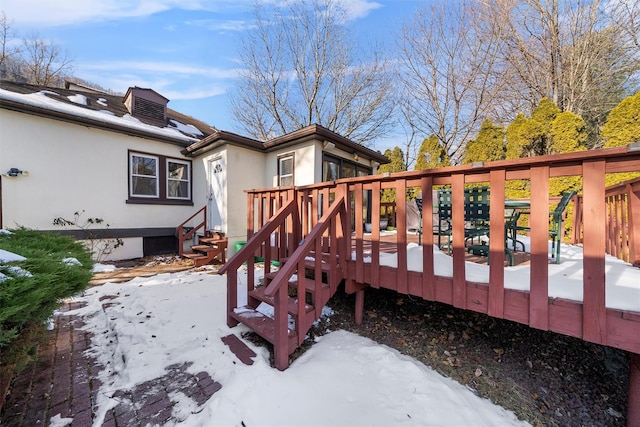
0 81 388 260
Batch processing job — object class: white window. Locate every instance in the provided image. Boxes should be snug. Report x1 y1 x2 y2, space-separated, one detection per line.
130 153 159 197
278 154 294 186
167 160 191 199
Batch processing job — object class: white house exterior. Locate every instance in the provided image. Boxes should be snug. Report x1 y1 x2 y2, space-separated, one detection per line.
0 81 388 260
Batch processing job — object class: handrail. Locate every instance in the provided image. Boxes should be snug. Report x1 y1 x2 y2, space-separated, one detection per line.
264 193 347 370
176 206 206 256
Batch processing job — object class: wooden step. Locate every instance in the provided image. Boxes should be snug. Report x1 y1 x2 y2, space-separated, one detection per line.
249 287 314 315
191 244 222 252
263 273 331 294
183 252 208 260
183 251 222 267
281 251 341 265
229 308 298 354
199 237 227 246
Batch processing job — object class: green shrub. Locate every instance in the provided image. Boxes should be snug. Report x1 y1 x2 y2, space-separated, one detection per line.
0 228 93 362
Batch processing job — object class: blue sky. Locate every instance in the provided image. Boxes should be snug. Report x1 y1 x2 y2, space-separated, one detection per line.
3 0 423 147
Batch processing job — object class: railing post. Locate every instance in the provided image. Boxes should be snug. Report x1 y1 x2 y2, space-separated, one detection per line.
420 176 435 301
582 160 606 345
529 166 549 330
628 181 640 266
449 174 466 308
488 169 506 318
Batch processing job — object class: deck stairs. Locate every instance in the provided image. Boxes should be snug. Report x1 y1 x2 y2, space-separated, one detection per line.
219 194 349 370
228 252 344 357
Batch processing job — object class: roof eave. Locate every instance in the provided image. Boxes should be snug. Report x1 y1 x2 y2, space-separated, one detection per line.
0 97 195 147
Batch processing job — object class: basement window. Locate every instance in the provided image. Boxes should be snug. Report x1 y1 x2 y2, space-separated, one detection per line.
128 151 192 205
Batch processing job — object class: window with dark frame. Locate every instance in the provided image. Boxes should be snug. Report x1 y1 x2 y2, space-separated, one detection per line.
128 151 192 205
321 153 373 225
278 153 294 186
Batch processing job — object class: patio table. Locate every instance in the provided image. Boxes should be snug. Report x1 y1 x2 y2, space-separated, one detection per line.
504 200 530 251
467 199 530 266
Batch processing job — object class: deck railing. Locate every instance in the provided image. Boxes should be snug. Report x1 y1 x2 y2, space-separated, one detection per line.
245 145 640 349
573 176 640 265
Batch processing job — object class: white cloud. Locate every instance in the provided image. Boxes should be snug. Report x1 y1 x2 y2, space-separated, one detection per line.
1 0 251 27
80 60 240 79
335 0 382 20
186 19 256 32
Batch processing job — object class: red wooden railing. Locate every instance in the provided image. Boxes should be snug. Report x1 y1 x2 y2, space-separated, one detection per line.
573 177 640 265
176 205 206 256
230 145 640 423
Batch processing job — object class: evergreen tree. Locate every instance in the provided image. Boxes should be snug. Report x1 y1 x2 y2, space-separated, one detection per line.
415 135 450 170
550 111 588 154
505 112 529 160
602 92 640 149
462 120 505 164
601 92 640 185
548 111 587 197
378 147 406 203
527 98 561 156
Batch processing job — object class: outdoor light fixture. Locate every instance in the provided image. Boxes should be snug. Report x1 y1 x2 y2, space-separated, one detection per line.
4 168 29 177
323 141 335 150
353 152 359 161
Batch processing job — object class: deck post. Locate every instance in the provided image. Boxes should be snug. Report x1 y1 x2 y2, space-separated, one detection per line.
629 352 640 427
355 289 364 325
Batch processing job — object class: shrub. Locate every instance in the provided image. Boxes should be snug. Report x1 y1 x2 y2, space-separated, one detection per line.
0 228 93 369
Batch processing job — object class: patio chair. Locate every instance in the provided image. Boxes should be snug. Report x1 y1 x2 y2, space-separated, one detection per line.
549 191 576 264
504 191 576 263
463 186 490 245
433 189 453 250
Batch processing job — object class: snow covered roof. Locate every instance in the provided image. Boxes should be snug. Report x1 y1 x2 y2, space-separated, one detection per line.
0 81 216 146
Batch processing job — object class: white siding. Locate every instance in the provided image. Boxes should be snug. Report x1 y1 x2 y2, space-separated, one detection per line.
0 109 198 259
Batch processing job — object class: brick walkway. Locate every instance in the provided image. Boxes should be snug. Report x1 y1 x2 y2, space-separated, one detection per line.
0 301 221 426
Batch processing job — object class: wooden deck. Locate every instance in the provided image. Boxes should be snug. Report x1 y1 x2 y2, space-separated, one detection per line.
221 144 640 426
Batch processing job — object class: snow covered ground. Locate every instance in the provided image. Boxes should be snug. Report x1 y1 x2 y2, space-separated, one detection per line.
66 266 529 426
3 234 638 426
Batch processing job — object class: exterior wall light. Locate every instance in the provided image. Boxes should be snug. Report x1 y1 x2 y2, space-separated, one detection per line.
323 141 335 150
4 168 29 177
353 152 359 161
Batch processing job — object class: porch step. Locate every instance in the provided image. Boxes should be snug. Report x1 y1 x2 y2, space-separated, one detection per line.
199 237 228 246
182 253 210 267
185 236 228 266
229 308 299 354
191 244 222 252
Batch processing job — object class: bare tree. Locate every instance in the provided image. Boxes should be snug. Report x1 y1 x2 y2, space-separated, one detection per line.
20 34 73 86
609 0 640 50
231 0 396 144
0 11 21 79
487 0 639 136
396 1 506 163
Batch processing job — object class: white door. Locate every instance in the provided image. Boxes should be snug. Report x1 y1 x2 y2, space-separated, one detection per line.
208 157 224 233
